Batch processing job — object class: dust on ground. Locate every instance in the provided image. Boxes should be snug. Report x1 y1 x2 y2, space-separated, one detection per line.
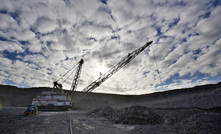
0 106 221 134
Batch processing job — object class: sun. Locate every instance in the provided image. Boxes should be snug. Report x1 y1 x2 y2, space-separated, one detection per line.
95 64 109 76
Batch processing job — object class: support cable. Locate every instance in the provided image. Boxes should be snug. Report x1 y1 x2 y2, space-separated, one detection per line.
55 62 79 82
151 44 164 91
72 41 153 103
62 67 78 84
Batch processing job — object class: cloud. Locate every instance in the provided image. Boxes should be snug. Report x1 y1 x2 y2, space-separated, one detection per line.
0 41 23 52
0 56 12 66
196 38 221 76
36 17 58 34
197 6 221 39
80 24 112 40
0 14 17 30
0 0 220 94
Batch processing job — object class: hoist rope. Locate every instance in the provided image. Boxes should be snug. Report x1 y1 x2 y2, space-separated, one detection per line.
150 44 164 91
72 42 153 103
82 69 98 83
72 90 91 103
62 67 78 85
55 62 79 82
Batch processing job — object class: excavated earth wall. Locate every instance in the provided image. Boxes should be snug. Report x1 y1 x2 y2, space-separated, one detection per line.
0 83 220 133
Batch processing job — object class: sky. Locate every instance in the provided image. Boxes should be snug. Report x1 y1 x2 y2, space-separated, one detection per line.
0 0 221 95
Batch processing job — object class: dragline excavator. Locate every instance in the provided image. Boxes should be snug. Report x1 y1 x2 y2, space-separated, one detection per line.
32 41 153 110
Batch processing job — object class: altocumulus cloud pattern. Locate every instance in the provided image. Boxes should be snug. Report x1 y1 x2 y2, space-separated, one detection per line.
0 0 221 94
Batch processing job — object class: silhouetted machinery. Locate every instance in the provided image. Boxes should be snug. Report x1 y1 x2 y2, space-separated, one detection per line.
32 41 153 110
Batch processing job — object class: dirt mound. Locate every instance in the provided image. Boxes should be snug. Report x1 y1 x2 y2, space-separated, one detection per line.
130 108 221 134
177 112 221 134
89 106 221 134
163 109 204 125
89 106 162 125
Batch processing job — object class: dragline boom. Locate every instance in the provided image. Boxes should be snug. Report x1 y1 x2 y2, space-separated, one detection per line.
78 41 153 98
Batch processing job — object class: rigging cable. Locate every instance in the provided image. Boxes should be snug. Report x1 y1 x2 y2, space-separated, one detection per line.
55 62 79 82
150 44 164 91
62 67 78 85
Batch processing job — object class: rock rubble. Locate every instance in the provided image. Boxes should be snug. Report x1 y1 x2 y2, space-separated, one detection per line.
89 105 162 125
89 106 221 134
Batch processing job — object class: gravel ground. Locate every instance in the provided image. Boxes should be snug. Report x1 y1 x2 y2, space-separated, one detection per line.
0 107 133 134
0 106 220 134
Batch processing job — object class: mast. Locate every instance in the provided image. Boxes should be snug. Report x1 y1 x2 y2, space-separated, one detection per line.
70 59 84 98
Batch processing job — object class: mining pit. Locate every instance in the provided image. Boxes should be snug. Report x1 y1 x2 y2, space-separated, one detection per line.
0 83 221 134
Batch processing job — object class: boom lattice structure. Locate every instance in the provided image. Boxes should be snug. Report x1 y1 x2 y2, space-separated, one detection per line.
73 41 153 102
70 59 84 98
32 41 153 109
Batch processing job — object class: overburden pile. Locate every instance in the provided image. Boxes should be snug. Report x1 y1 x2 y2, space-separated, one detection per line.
89 105 162 125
